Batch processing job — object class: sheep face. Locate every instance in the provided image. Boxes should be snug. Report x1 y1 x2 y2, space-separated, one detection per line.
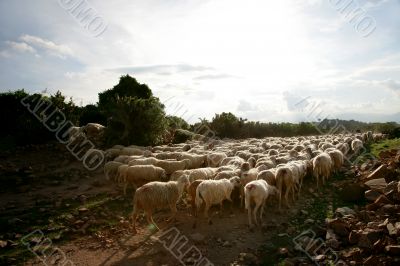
229 176 241 187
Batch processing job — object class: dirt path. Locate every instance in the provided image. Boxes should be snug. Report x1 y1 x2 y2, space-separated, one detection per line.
0 145 351 266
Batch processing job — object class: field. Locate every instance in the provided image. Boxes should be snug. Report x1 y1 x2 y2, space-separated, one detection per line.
1 135 398 265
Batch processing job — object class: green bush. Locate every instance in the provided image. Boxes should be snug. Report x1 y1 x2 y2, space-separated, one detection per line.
173 129 194 144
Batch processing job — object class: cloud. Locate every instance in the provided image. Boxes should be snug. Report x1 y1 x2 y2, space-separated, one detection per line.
19 34 73 58
109 64 214 75
6 41 36 53
193 74 237 80
237 100 259 112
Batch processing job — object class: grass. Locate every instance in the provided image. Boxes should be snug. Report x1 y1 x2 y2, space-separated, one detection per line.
370 138 400 157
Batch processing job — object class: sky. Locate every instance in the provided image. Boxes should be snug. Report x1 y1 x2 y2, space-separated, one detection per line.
0 0 399 124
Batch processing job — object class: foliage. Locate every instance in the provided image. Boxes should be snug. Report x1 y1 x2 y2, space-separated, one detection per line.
166 115 189 130
370 138 400 157
173 129 194 144
104 95 167 146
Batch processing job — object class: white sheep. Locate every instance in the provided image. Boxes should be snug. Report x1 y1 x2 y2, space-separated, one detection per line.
207 152 227 167
351 139 363 154
178 153 206 169
120 165 167 194
131 175 190 233
188 167 218 182
155 159 191 175
104 161 123 181
328 149 344 173
275 166 294 209
214 169 241 180
312 152 332 188
257 169 276 186
244 179 280 228
195 176 241 224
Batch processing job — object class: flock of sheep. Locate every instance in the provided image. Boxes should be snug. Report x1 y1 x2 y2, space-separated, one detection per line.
102 131 384 232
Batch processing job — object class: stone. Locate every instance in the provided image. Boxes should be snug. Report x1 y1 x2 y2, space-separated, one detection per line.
222 241 232 247
335 207 356 217
385 181 399 193
364 178 387 192
365 190 381 202
381 204 397 214
313 254 326 262
305 219 314 225
278 247 289 257
239 253 257 264
78 207 89 213
326 218 350 237
348 230 361 244
374 195 393 206
385 245 400 255
363 255 379 266
366 164 388 181
190 233 205 243
358 229 382 249
387 223 398 236
339 184 365 202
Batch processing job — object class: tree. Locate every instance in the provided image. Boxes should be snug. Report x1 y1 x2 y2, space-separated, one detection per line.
99 75 167 146
210 112 241 138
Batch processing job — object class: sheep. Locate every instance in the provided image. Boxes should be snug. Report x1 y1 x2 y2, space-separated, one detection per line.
120 165 167 194
214 169 241 180
131 175 190 233
207 152 227 167
195 176 241 224
170 169 192 181
239 168 260 208
312 152 332 188
257 169 276 186
177 153 206 169
351 139 363 154
104 161 123 181
328 149 344 173
121 147 147 156
275 166 294 209
114 155 143 164
245 179 280 228
247 157 256 168
128 157 159 166
155 159 191 175
187 179 204 217
188 167 218 182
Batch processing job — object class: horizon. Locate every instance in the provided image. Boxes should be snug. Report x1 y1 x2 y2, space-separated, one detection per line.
1 0 400 123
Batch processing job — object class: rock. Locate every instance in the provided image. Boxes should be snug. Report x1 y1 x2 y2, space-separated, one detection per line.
365 190 381 202
78 207 89 213
378 218 389 229
190 233 205 244
366 164 388 181
381 204 397 214
363 255 379 266
313 254 326 262
366 202 380 211
305 219 314 225
387 223 398 236
335 207 356 217
222 241 232 247
358 229 382 249
326 218 350 237
0 240 7 248
385 245 400 255
374 195 393 206
339 184 365 202
278 247 289 257
364 178 387 192
385 181 399 193
300 210 308 215
348 230 361 244
239 253 257 264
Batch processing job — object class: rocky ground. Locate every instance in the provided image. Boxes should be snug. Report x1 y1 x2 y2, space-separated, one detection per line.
0 141 399 265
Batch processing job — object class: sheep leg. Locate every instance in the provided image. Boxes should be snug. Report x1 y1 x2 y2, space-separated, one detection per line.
284 188 291 208
166 203 177 223
123 183 127 196
204 204 212 225
247 205 253 229
131 211 138 234
253 203 261 226
145 210 159 231
260 197 267 222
